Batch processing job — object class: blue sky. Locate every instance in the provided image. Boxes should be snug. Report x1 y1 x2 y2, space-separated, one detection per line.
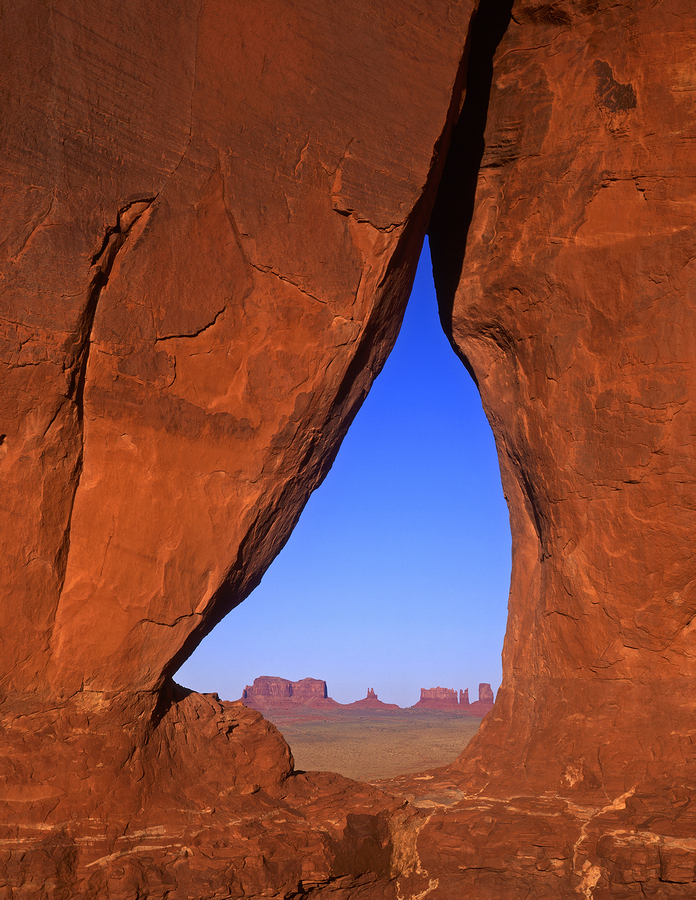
175 240 511 708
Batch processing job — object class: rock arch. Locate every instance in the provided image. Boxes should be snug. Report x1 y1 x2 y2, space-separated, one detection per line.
2 0 695 896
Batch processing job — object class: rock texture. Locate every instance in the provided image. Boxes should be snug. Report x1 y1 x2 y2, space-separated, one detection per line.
0 685 411 898
243 679 492 714
0 0 473 894
0 0 470 698
3 0 696 896
478 683 494 705
464 683 496 715
424 0 696 894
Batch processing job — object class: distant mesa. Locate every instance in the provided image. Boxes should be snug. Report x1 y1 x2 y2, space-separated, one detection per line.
241 676 338 710
412 686 460 710
241 677 494 715
411 683 495 716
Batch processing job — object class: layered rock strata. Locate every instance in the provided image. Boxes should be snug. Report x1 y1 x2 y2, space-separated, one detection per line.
241 678 492 713
414 686 460 709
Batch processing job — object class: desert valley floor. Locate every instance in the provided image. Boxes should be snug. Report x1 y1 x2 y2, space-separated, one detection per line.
263 709 484 782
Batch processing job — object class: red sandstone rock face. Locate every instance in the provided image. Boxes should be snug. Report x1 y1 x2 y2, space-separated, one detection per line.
411 684 493 713
0 1 477 895
436 0 696 795
1 0 470 697
423 0 696 894
459 684 495 716
4 0 696 896
478 682 494 704
0 686 412 898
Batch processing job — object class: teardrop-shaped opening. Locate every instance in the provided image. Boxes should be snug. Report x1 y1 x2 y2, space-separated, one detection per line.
175 238 511 780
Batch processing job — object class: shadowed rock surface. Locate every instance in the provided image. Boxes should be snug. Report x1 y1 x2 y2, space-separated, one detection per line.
2 0 696 896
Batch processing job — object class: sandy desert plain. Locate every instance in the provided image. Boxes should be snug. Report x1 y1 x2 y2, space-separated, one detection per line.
263 708 484 783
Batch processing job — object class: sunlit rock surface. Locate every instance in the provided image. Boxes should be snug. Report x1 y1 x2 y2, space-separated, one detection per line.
0 0 472 895
2 0 696 896
413 686 461 709
426 0 696 895
1 0 468 697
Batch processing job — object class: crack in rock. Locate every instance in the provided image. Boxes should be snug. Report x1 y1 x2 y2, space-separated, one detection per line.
56 198 155 601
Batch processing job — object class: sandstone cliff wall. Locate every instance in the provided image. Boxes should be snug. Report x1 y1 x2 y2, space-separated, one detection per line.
1 0 469 697
0 0 473 894
434 0 696 798
413 685 461 709
421 0 696 893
